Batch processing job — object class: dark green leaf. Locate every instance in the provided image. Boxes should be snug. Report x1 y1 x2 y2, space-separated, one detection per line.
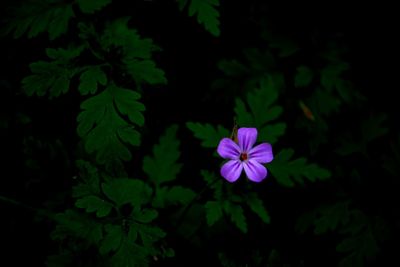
77 83 144 164
205 201 223 226
143 125 182 185
224 201 247 233
75 195 113 217
78 66 107 95
247 193 270 223
100 224 123 254
188 0 220 36
186 122 229 148
295 66 313 88
268 148 331 187
102 178 152 207
76 0 112 14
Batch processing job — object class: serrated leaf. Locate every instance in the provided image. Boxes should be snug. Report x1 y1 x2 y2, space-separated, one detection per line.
205 201 223 226
186 122 229 148
247 193 270 223
313 202 350 234
165 186 196 205
125 59 167 85
187 0 220 36
337 227 379 267
78 66 107 95
268 148 331 187
52 209 103 245
218 59 248 76
201 170 222 199
136 224 166 247
143 125 182 185
5 0 73 40
224 202 247 233
361 113 388 142
75 195 113 217
72 160 101 197
77 83 144 164
235 77 286 144
100 224 123 254
295 66 313 88
22 61 75 98
102 178 152 207
76 0 112 14
134 208 158 223
320 62 349 91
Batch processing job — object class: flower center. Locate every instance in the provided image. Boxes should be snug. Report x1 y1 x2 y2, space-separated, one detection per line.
240 153 248 161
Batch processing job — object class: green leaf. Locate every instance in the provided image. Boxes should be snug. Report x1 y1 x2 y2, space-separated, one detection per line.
247 193 270 224
72 160 101 197
186 122 229 148
143 125 182 185
295 66 313 88
76 0 112 14
133 209 158 223
102 178 152 207
124 59 167 85
165 186 196 205
217 59 248 76
320 62 349 91
78 66 107 95
205 201 223 226
224 201 247 233
235 76 286 144
101 18 166 86
337 228 379 267
77 83 144 164
268 148 331 187
187 0 220 36
5 0 74 40
313 202 350 234
75 195 113 217
22 61 74 98
100 224 123 254
201 170 222 199
361 113 388 142
52 209 103 245
136 223 166 247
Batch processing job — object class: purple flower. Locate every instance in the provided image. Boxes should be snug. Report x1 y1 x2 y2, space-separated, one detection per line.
217 127 273 183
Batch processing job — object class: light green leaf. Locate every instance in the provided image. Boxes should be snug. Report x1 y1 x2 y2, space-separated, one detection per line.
102 178 152 207
268 148 331 187
75 195 113 217
205 201 223 226
76 0 112 13
143 125 182 185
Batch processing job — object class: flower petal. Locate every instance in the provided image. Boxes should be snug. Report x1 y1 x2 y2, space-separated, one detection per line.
238 128 257 152
217 138 241 159
248 143 274 163
220 160 243 183
243 159 267 182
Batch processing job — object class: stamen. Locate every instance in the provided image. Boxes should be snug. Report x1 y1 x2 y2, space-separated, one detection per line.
240 153 248 161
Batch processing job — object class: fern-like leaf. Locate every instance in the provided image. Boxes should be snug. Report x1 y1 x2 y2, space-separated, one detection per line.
77 83 144 164
235 76 286 144
143 125 182 186
186 122 229 148
268 148 331 187
5 0 74 40
76 0 112 14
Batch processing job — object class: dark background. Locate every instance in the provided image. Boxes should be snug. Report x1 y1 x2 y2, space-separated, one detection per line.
1 0 399 266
